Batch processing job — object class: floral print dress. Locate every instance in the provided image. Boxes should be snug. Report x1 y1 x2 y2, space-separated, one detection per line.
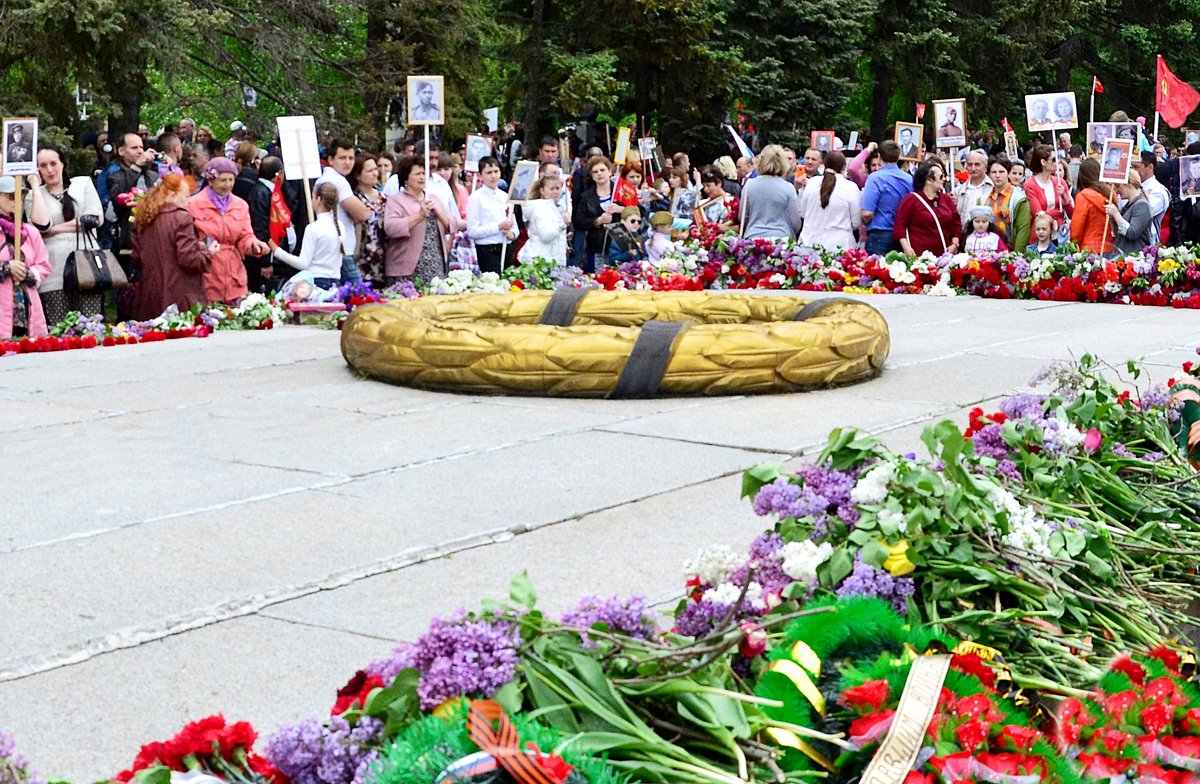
355 192 386 283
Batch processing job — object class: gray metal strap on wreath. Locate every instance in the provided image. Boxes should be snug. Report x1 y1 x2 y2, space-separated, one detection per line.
607 320 687 399
538 288 590 326
792 297 856 321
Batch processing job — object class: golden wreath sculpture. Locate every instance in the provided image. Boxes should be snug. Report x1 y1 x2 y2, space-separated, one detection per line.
340 290 890 397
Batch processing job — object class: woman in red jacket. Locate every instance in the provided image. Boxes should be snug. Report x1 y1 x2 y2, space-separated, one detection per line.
893 160 961 257
1023 144 1073 243
187 157 269 303
132 174 213 320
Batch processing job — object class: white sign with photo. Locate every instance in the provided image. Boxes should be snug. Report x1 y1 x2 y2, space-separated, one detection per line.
895 122 923 161
1004 130 1019 160
1180 155 1200 199
464 134 492 173
933 99 966 148
3 117 38 176
508 160 539 205
1100 138 1135 184
1025 91 1078 132
407 75 445 126
276 115 322 181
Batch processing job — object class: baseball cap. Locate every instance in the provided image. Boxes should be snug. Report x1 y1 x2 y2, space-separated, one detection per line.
0 176 15 194
230 120 245 132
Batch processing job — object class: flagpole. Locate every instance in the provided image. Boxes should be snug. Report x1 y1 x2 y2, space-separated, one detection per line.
1153 56 1161 145
1090 77 1096 125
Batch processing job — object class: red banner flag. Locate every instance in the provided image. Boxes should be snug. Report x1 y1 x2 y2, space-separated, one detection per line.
1093 76 1104 94
268 172 292 245
1001 117 1013 133
916 103 926 120
1157 55 1200 128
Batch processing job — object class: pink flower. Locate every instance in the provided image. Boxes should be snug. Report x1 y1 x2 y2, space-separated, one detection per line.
1083 427 1103 452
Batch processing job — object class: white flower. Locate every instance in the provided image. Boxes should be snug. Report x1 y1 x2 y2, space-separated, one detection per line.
877 508 905 532
927 274 958 297
682 545 742 585
703 581 765 609
779 540 833 583
986 485 1054 559
850 462 897 505
886 260 916 284
768 273 787 286
951 252 971 267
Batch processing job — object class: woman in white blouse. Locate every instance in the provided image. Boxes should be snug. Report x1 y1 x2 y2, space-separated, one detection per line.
517 173 569 264
271 183 344 289
798 150 862 252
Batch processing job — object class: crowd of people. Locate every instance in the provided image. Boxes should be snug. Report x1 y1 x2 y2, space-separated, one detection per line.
0 109 1197 340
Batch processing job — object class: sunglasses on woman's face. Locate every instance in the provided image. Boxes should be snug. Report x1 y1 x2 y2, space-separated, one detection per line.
627 219 642 225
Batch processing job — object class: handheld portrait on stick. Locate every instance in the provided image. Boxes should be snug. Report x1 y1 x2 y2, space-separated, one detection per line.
895 122 923 162
613 127 631 165
3 117 37 176
933 100 966 148
1087 123 1113 156
1100 138 1135 184
1187 129 1200 147
1180 155 1200 199
464 134 492 173
1025 91 1078 132
276 116 322 181
1112 122 1139 145
407 75 445 126
848 131 859 151
508 160 539 205
810 130 835 153
1004 130 1019 160
483 107 499 133
638 137 655 163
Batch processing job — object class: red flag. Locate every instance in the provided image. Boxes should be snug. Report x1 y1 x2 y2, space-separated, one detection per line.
1157 55 1200 128
1093 76 1104 94
268 172 292 245
1001 117 1013 133
916 103 926 120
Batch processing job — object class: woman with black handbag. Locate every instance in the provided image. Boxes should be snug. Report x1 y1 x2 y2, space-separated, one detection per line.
26 147 105 324
0 176 52 338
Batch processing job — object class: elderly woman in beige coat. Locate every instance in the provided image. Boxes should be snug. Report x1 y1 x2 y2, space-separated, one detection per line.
382 156 456 284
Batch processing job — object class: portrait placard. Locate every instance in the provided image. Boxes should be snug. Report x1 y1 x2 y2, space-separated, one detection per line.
464 134 492 173
1100 138 1135 184
407 75 445 126
1025 91 1078 132
638 137 655 163
933 99 966 148
810 130 835 153
1004 130 1019 160
1186 129 1200 147
2 117 38 176
483 107 499 133
847 131 859 151
507 160 539 205
1180 155 1200 199
895 122 923 162
1087 123 1113 156
275 115 322 181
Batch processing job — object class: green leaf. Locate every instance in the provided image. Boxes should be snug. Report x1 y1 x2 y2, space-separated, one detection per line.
819 547 854 585
741 462 784 499
860 538 890 567
509 571 538 609
492 679 523 714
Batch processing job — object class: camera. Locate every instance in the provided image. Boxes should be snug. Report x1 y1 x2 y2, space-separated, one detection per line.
153 151 166 163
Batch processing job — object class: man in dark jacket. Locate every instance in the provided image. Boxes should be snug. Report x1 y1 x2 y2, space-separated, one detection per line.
232 141 273 293
106 132 159 271
1169 142 1200 245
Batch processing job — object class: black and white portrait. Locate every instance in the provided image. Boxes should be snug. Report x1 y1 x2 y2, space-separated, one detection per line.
407 75 445 126
508 160 538 204
3 118 37 176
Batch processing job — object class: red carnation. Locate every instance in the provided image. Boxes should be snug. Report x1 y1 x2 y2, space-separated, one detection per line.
1104 690 1138 719
1142 703 1174 736
997 724 1040 751
1180 707 1200 734
950 652 996 689
1147 645 1182 674
849 710 895 744
843 680 890 713
955 693 998 722
218 721 257 756
1161 734 1200 758
1146 676 1182 706
904 771 934 784
1077 753 1133 778
928 751 974 780
976 752 1045 777
955 719 990 750
331 670 385 716
1099 728 1134 754
1110 654 1147 686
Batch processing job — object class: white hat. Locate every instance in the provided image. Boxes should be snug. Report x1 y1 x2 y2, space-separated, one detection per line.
230 120 245 132
0 176 15 194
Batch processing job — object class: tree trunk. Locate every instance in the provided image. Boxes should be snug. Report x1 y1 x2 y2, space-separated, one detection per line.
522 0 545 149
869 60 892 141
365 0 390 145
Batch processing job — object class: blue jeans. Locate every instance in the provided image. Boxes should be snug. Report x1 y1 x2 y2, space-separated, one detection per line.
340 254 361 284
865 230 897 257
570 231 587 269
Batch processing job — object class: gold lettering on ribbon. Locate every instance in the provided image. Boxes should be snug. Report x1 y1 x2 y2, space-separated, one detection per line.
859 654 952 784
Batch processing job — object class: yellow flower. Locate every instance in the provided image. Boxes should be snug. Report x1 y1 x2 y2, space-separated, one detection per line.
843 273 859 285
1160 258 1180 274
883 539 916 576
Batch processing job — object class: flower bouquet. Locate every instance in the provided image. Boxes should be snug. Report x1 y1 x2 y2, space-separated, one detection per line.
112 715 283 784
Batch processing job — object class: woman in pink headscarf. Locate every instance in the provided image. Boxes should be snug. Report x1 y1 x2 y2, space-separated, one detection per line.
187 156 269 302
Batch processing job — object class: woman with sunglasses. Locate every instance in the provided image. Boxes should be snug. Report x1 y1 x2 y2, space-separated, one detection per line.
893 159 961 258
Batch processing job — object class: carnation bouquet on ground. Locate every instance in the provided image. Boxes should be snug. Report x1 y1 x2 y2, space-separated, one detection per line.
112 715 283 784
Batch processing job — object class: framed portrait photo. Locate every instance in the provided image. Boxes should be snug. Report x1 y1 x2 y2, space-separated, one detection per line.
1180 155 1200 199
1087 123 1114 156
933 99 966 148
3 117 38 176
895 122 923 162
1004 130 1019 160
1186 129 1200 148
464 134 492 173
1100 138 1135 184
507 160 539 205
1025 91 1078 132
810 130 835 154
1112 122 1140 147
406 75 445 126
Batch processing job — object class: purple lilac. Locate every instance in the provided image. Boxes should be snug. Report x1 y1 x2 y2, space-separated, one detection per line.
1113 442 1134 458
265 715 384 784
405 610 520 710
1140 384 1171 410
748 532 783 561
999 392 1047 421
1041 417 1082 458
1012 258 1031 279
971 423 1010 460
381 280 420 300
364 645 416 684
835 553 916 614
0 730 46 784
675 599 764 639
997 459 1022 481
752 478 803 517
561 594 656 644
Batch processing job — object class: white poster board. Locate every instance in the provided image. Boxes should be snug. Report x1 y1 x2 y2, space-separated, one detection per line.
276 115 322 181
407 75 445 126
465 134 492 173
614 127 631 165
1025 91 1079 132
3 117 38 176
483 107 499 133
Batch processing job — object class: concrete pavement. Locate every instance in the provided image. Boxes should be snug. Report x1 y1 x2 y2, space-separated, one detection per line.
1 292 1197 779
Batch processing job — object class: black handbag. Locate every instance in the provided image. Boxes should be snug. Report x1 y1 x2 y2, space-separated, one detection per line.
64 223 128 291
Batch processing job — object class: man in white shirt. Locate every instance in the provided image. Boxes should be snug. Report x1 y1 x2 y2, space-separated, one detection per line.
314 137 371 283
1134 151 1169 243
953 149 993 227
466 156 516 273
